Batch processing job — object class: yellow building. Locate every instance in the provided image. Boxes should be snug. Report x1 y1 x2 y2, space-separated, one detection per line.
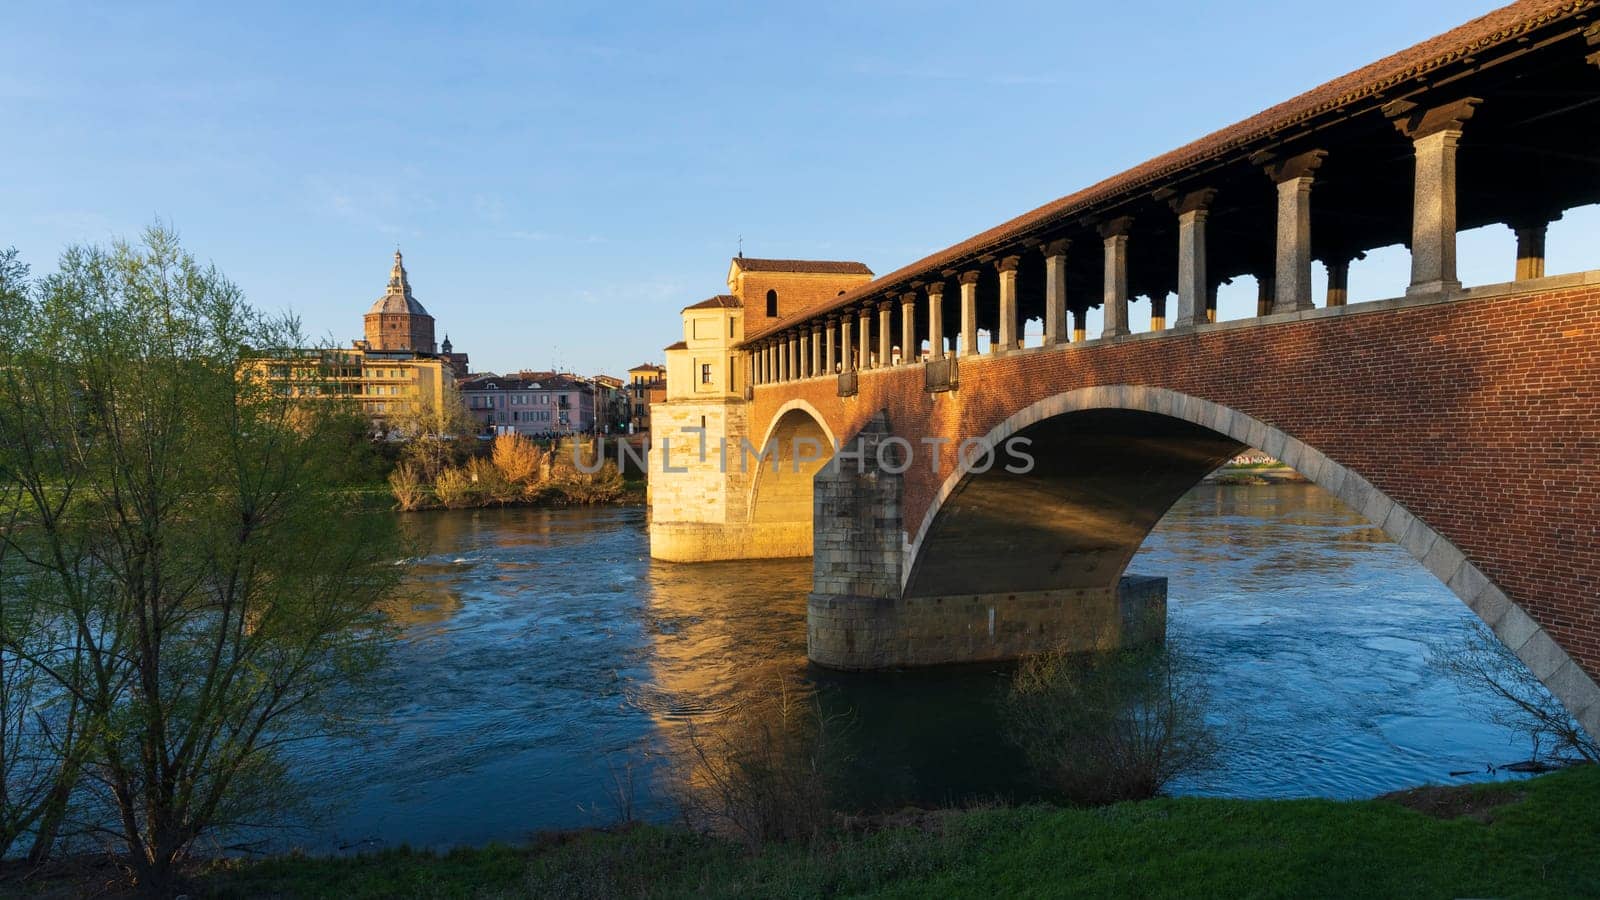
663 295 742 400
251 346 454 425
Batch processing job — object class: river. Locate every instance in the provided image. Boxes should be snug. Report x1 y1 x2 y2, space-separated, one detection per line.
287 482 1546 852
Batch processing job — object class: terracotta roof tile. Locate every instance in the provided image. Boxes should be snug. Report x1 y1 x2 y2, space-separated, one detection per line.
683 294 741 310
733 258 874 275
744 0 1590 343
663 340 688 351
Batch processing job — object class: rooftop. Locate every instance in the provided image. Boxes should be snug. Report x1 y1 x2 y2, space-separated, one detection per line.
683 294 741 311
731 258 874 276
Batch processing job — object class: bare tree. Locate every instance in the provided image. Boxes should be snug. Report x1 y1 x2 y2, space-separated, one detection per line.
1430 620 1598 765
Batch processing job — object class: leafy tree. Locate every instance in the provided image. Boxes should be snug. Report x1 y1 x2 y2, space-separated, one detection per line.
0 228 402 892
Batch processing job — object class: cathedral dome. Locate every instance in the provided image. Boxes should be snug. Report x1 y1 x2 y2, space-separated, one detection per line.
368 250 431 316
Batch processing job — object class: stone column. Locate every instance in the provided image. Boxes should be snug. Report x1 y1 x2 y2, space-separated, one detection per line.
798 333 810 378
877 301 893 367
1099 217 1134 338
1324 252 1363 307
762 344 773 384
779 336 791 382
1388 97 1479 297
1042 239 1070 345
1149 292 1167 331
1262 150 1325 313
959 271 980 356
1256 275 1275 317
825 320 838 373
1173 189 1215 327
1510 213 1558 281
812 323 824 375
899 292 917 364
996 255 1020 352
1072 307 1087 342
839 315 854 373
927 283 946 359
858 308 873 370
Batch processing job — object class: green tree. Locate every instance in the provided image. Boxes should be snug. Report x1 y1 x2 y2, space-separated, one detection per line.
0 228 402 892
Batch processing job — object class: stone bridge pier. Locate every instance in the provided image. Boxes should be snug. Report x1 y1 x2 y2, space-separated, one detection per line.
807 411 1189 668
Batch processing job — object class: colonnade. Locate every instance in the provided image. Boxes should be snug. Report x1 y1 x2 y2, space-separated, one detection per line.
749 96 1565 389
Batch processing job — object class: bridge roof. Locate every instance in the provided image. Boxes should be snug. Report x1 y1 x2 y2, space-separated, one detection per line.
742 0 1593 345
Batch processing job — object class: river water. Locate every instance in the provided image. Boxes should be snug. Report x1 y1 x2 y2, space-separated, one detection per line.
289 482 1544 852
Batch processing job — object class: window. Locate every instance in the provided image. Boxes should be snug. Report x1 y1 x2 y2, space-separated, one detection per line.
729 317 736 338
765 289 777 317
700 363 712 384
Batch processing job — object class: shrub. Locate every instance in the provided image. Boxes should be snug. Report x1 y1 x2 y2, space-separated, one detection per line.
388 461 429 510
432 466 481 508
1004 640 1219 805
673 674 851 850
491 432 548 486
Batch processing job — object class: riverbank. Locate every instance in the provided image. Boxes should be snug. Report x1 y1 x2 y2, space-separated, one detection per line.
12 765 1596 897
1205 463 1309 486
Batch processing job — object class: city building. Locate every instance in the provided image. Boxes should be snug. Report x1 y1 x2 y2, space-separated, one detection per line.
591 374 628 433
626 363 666 434
249 346 453 425
459 372 598 436
252 250 464 430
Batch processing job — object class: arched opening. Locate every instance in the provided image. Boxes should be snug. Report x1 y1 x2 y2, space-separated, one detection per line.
901 387 1599 738
747 404 834 555
766 289 778 317
904 409 1240 598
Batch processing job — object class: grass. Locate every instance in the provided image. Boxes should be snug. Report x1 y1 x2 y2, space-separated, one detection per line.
11 766 1598 897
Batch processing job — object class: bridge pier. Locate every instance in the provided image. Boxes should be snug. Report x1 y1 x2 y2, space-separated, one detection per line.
806 412 1169 670
809 578 1168 670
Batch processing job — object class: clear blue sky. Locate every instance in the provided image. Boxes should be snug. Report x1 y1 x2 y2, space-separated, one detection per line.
5 0 1592 375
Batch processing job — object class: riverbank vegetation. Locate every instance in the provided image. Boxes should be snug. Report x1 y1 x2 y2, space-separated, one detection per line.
1004 641 1220 806
9 764 1596 898
388 433 629 511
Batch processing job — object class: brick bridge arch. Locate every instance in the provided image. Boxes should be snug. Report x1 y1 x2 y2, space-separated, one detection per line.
746 400 836 554
752 283 1600 742
886 386 1583 730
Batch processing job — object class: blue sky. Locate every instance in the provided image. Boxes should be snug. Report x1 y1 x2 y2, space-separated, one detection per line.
4 0 1592 375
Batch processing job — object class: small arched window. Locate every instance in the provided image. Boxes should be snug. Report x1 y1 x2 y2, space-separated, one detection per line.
765 289 778 317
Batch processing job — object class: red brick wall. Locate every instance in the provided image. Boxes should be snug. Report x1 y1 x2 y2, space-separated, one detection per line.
750 283 1600 677
737 271 873 337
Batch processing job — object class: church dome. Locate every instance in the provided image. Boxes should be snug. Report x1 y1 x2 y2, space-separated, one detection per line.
368 250 431 317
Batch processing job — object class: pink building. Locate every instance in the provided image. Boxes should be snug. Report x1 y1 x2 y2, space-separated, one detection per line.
458 373 598 436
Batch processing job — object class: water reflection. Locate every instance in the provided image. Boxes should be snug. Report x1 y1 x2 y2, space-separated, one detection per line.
286 484 1541 852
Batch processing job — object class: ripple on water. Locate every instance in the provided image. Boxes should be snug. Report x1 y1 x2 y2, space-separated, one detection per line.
282 489 1555 851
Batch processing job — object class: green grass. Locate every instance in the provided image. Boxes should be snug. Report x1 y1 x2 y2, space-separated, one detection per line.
178 765 1600 899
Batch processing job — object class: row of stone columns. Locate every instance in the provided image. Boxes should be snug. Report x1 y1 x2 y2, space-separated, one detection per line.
752 95 1549 388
